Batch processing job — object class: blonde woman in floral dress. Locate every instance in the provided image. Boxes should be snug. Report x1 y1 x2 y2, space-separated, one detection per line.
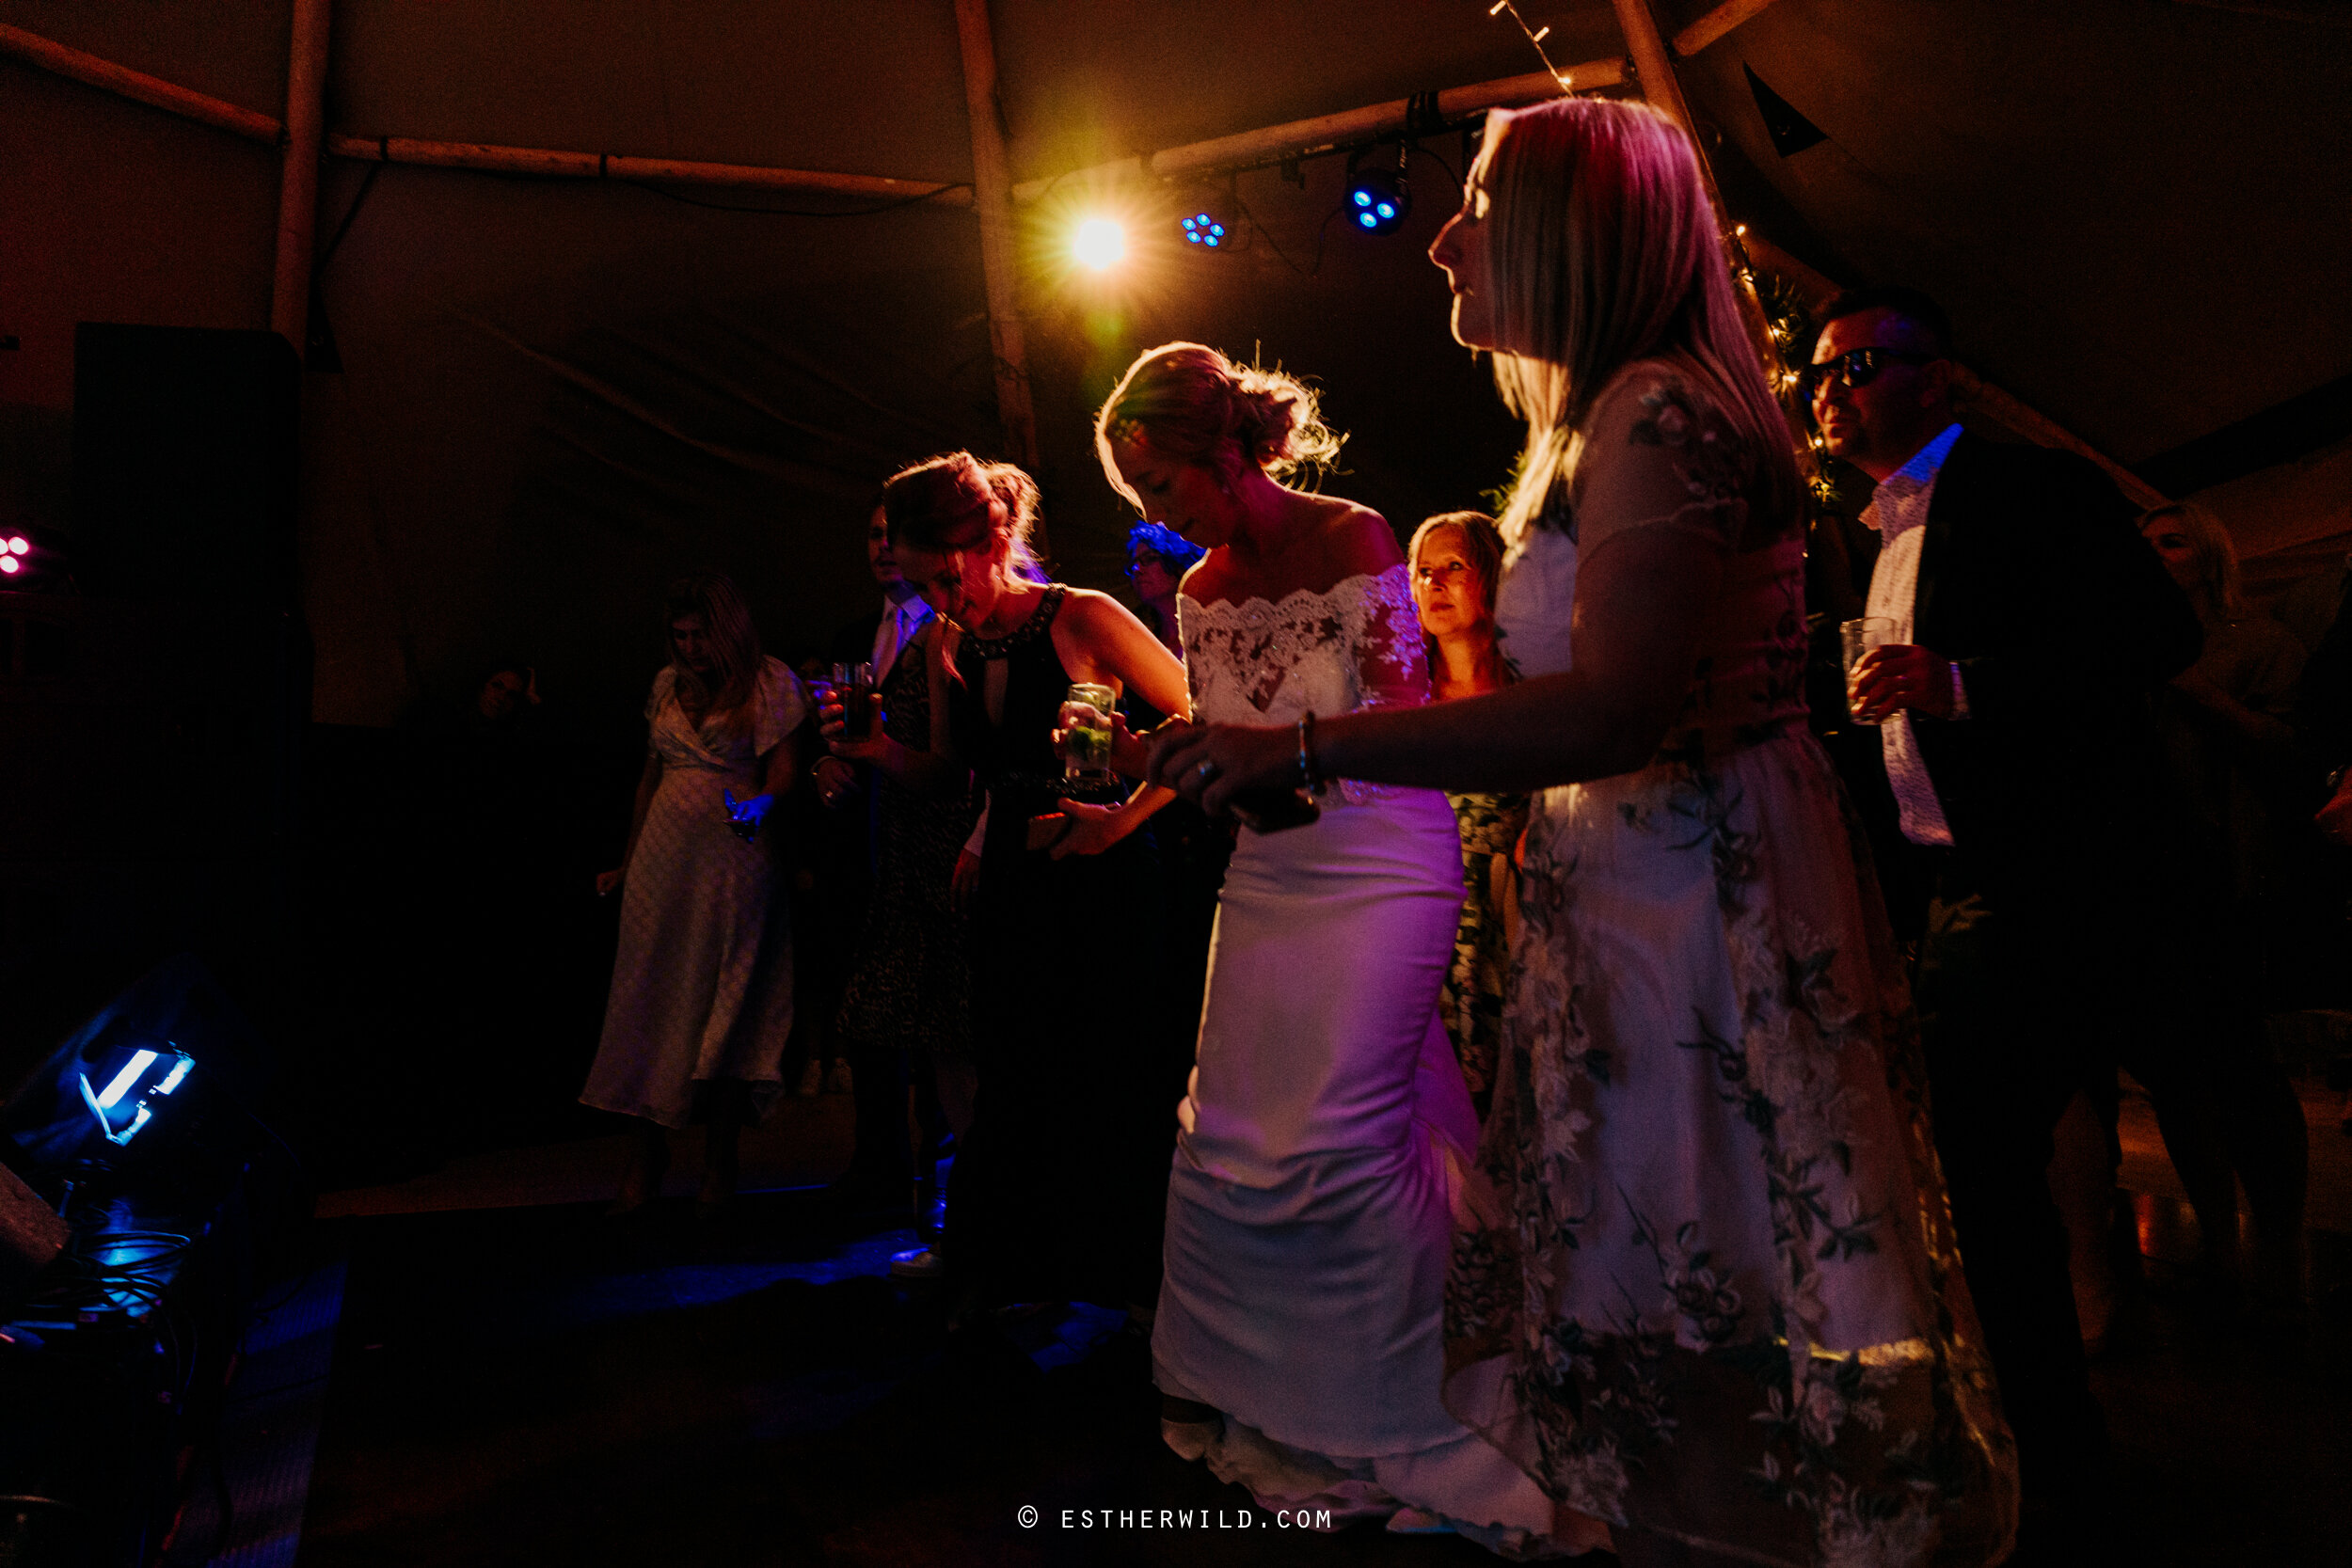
1156 99 2015 1568
1409 511 1527 1122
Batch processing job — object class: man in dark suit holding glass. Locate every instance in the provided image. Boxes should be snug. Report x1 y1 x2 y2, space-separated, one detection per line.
1809 288 2201 1527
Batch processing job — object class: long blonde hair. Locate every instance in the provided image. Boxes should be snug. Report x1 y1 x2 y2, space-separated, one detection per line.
2141 501 2243 621
1474 98 1796 541
663 573 762 726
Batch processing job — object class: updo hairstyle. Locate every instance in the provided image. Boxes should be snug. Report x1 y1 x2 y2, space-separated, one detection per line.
882 451 1045 583
1095 342 1344 506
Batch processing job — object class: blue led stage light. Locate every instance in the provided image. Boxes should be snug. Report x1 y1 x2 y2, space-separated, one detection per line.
1344 157 1409 235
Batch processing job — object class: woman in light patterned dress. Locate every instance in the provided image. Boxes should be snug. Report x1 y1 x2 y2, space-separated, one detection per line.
584 573 807 1213
1408 511 1528 1122
1099 344 1573 1554
1156 100 2015 1568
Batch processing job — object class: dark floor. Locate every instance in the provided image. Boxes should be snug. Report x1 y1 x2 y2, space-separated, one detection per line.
295 1195 1532 1568
281 1094 2352 1568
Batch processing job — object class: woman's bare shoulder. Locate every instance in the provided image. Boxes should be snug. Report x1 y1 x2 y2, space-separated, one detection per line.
1178 551 1237 605
1054 584 1145 629
1312 499 1403 580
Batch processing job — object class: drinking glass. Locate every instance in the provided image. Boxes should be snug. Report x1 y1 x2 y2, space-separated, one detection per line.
1840 617 1897 726
1059 682 1118 784
831 661 876 739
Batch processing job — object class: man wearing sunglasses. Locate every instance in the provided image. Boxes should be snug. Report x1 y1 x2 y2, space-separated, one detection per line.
1809 287 2201 1529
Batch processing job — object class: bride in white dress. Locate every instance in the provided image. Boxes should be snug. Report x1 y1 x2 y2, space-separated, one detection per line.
1095 343 1583 1552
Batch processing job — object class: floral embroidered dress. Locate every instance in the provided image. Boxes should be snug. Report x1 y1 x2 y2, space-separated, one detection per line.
1440 786 1529 1121
1442 359 2018 1567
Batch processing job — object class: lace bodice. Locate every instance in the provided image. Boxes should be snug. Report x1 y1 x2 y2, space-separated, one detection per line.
1180 563 1428 805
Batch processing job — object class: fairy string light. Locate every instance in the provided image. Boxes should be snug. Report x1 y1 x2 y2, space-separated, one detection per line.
1480 4 1845 505
1725 228 1861 507
1486 0 1579 94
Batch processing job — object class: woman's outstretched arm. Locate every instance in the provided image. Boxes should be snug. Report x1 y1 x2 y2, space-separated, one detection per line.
1152 378 1754 805
1152 525 1719 802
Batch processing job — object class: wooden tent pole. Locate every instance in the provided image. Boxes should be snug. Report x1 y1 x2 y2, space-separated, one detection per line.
1671 0 1788 58
271 0 331 354
1608 0 1776 358
323 135 968 203
952 0 1041 477
1008 58 1629 201
0 23 281 142
0 21 1621 215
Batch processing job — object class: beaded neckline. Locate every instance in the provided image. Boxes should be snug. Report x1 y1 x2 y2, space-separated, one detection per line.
961 584 1065 658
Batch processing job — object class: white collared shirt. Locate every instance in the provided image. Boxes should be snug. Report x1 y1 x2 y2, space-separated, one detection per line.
1861 422 1966 847
872 591 930 679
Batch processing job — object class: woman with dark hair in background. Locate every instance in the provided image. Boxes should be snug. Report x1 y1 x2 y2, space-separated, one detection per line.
584 573 808 1214
823 451 1192 1323
1126 520 1206 657
1100 343 1560 1549
1155 100 2014 1564
1407 511 1525 1121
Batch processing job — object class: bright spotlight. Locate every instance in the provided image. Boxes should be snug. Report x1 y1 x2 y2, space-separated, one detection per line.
4 537 24 555
0 557 18 575
1073 218 1125 271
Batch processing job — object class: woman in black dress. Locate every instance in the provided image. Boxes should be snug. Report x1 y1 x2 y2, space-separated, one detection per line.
826 451 1192 1319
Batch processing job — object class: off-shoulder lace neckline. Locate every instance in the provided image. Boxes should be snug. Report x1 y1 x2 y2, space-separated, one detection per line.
1177 564 1401 619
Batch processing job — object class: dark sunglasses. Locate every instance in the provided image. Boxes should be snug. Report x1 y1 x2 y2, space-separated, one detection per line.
1800 347 1934 399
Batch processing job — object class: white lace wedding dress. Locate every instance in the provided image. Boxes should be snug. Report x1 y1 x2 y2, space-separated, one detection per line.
1154 564 1579 1550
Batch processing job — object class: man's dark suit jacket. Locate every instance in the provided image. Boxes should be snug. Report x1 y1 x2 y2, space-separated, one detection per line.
1878 433 2201 872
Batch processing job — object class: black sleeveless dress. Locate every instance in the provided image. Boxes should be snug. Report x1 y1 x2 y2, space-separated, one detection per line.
835 622 977 1054
946 586 1185 1309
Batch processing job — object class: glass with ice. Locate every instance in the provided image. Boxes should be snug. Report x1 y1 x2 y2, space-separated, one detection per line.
1059 682 1118 784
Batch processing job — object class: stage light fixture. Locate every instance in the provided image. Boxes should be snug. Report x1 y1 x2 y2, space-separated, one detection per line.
1073 218 1126 271
1346 148 1411 235
5 537 25 554
0 558 16 576
76 1044 195 1148
1348 171 1407 232
1180 210 1230 249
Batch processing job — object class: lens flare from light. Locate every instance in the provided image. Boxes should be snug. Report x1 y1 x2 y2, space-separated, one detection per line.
1073 218 1126 272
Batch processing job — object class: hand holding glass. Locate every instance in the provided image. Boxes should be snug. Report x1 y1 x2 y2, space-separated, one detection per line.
1058 683 1118 783
831 661 877 738
1840 618 1897 725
